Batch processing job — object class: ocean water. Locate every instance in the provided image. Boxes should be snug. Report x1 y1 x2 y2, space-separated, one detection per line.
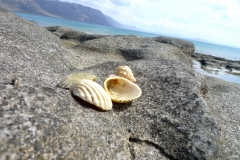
15 12 240 59
14 12 240 84
14 12 159 37
192 40 240 61
193 60 240 84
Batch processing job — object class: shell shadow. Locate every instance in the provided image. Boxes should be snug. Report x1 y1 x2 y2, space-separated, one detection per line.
112 102 133 112
72 95 108 112
72 94 134 112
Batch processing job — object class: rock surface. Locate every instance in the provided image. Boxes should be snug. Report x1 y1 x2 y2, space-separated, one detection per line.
0 9 73 87
46 26 194 70
0 58 219 160
154 36 195 56
0 9 239 160
203 76 240 159
192 52 240 75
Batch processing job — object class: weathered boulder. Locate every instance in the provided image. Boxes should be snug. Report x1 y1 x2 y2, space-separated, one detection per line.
0 9 219 160
45 26 87 40
203 76 240 159
0 59 219 160
0 10 73 87
154 36 195 56
46 27 193 66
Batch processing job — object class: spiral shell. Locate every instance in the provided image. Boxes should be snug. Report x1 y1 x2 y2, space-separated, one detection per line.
104 75 141 103
70 79 112 111
58 73 97 89
116 66 136 82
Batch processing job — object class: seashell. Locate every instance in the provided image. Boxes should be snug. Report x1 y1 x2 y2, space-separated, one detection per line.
58 73 97 89
70 79 112 111
116 66 136 82
104 75 141 103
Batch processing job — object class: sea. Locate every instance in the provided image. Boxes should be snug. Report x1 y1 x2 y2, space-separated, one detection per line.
15 12 240 84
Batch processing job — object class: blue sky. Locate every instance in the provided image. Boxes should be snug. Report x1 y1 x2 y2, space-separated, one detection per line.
60 0 240 47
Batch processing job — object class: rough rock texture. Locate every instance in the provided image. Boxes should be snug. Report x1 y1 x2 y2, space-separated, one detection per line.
192 52 240 75
46 26 87 40
0 9 73 87
203 76 240 160
0 58 219 160
154 36 195 56
46 27 193 68
1 9 239 160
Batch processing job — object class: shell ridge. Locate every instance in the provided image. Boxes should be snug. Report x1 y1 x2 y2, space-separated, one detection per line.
87 80 111 110
71 82 95 104
87 81 105 108
76 85 92 102
71 79 112 110
80 81 100 106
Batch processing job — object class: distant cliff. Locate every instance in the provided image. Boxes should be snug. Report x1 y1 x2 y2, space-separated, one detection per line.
0 0 112 26
104 15 140 31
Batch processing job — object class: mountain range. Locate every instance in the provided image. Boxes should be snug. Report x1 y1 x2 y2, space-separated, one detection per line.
0 0 132 29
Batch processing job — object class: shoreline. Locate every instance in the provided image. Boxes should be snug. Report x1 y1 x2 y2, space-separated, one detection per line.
193 60 240 84
192 52 240 84
192 52 240 74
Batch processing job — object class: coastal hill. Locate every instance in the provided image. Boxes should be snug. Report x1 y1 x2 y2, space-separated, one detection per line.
0 0 114 26
1 8 240 159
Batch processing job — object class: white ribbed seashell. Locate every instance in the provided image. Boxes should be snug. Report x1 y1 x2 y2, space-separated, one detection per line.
116 66 136 82
70 79 112 111
104 75 142 103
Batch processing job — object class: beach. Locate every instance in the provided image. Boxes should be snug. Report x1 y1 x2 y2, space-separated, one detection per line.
1 9 240 159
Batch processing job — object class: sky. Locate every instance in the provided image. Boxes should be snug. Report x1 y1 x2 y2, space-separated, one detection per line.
59 0 240 48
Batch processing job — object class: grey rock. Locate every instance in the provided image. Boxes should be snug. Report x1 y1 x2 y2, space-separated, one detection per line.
45 26 194 66
76 34 193 66
80 60 219 160
78 34 105 43
203 76 240 160
154 36 195 56
192 52 240 75
0 10 231 160
0 59 219 160
0 11 73 87
45 26 86 39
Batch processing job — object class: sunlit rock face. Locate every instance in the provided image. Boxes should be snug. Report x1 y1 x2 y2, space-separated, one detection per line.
0 9 220 160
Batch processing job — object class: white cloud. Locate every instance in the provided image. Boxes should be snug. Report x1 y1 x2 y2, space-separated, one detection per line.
60 0 240 47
